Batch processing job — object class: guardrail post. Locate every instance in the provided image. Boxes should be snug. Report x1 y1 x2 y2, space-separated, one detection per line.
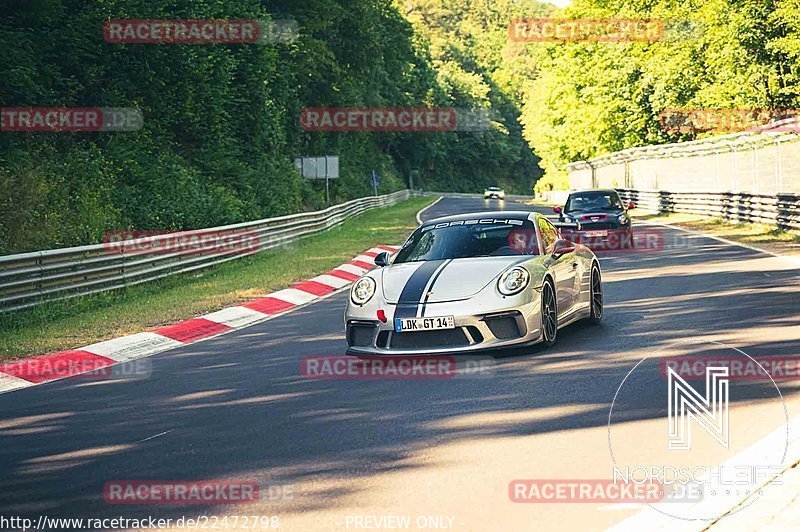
658 191 670 214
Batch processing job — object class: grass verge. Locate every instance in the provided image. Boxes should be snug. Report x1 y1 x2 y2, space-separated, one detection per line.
0 196 434 361
635 212 800 255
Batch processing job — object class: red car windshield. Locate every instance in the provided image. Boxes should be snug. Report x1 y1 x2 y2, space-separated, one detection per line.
566 192 623 212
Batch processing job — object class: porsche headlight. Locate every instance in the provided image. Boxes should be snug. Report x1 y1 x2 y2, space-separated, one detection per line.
351 277 376 305
498 266 530 296
618 214 629 224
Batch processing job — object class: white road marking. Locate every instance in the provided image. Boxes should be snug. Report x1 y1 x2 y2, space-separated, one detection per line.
83 333 184 362
607 412 800 531
644 219 800 269
416 196 443 224
0 247 383 395
367 247 394 256
203 306 268 328
0 373 32 393
337 263 368 276
137 429 173 443
269 288 318 305
310 274 351 289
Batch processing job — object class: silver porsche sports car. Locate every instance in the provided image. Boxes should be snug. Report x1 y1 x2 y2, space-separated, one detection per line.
344 211 603 355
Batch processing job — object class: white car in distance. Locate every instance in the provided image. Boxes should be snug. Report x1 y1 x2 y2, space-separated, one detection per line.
484 187 505 200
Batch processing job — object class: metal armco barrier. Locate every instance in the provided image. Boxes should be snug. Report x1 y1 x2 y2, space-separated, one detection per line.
566 131 800 195
565 126 800 232
616 189 800 231
418 191 535 201
0 190 410 313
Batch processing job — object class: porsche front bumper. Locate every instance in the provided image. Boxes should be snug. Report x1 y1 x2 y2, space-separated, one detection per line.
345 294 543 356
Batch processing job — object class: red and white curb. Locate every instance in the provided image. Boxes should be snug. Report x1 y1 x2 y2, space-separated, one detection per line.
0 245 399 394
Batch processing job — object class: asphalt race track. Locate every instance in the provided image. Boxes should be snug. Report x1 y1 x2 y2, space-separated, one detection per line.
1 197 799 530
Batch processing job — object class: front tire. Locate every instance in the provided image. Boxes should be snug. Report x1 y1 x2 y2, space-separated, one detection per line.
588 263 603 324
541 279 558 347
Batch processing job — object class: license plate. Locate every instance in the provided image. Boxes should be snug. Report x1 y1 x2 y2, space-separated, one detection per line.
584 230 608 237
394 316 455 332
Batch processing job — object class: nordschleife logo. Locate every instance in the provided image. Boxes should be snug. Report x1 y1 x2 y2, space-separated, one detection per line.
667 366 729 450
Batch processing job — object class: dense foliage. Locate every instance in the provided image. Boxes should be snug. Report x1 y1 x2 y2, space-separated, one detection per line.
0 0 542 254
8 0 785 253
522 0 800 193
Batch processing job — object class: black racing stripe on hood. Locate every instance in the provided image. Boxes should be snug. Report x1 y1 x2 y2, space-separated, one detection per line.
394 259 447 319
420 259 452 317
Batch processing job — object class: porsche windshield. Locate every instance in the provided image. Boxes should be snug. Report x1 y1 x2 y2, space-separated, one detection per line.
393 220 538 262
565 191 623 212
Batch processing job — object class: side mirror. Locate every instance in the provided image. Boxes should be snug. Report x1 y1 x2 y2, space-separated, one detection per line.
627 201 636 210
374 252 390 267
553 206 562 214
552 239 576 258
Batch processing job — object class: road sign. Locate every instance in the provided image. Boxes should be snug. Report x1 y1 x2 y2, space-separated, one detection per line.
294 156 339 205
294 156 339 180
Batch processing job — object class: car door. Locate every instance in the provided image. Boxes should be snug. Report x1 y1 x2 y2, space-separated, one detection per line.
539 218 577 319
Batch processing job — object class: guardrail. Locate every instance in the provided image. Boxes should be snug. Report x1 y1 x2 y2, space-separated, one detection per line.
0 190 411 313
418 191 536 201
617 189 800 231
566 130 800 195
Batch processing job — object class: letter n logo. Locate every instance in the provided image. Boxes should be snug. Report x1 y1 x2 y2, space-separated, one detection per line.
668 366 729 450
